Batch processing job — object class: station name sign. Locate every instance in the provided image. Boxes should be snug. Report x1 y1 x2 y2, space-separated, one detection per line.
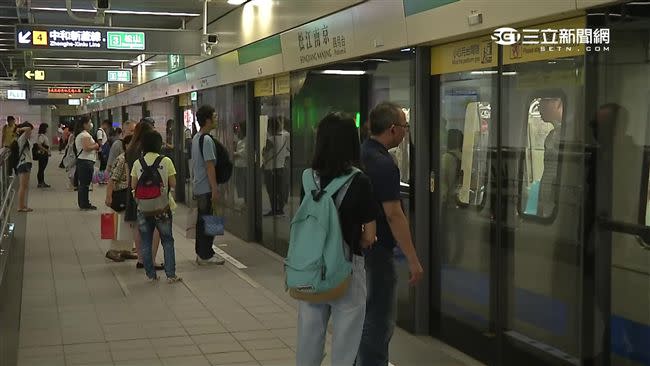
15 25 203 55
48 87 90 94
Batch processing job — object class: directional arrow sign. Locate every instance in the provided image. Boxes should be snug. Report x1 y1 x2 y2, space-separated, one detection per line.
18 31 31 44
24 70 45 81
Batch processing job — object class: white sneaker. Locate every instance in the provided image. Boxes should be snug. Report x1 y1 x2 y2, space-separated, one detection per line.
167 276 182 284
196 256 225 265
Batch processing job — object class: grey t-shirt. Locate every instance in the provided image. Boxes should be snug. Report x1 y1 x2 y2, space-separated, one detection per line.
107 139 124 171
191 133 217 196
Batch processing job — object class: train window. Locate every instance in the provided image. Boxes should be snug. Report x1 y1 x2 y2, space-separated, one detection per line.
520 96 564 218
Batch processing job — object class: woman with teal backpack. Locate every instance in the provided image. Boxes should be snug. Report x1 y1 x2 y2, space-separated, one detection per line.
289 112 378 365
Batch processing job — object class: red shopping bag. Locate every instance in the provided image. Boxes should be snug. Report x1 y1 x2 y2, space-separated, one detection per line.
101 212 117 240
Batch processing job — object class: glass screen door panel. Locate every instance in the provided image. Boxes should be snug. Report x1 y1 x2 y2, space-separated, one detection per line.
591 14 650 366
501 56 585 364
435 68 497 362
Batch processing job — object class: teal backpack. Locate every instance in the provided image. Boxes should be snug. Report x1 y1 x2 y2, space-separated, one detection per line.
285 167 360 303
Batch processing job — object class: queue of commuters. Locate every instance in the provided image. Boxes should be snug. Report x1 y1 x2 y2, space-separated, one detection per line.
289 102 423 365
2 100 421 364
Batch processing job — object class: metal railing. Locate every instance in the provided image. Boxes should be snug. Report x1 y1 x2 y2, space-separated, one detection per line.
0 147 16 283
0 146 19 366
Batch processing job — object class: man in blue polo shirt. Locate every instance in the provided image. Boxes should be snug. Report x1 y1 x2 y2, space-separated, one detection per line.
358 101 423 366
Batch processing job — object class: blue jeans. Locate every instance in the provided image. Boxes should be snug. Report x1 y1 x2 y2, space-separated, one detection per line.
297 255 367 366
137 210 176 279
358 245 398 366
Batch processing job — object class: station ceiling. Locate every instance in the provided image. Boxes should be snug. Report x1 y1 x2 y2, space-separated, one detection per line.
0 0 242 94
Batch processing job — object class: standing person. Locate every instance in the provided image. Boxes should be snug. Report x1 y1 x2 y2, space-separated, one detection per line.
233 121 247 201
3 116 17 148
262 117 291 216
125 122 163 270
34 123 51 188
97 119 111 184
294 112 378 366
191 105 225 265
75 116 99 211
358 102 424 366
105 135 138 262
107 120 136 172
131 130 181 283
15 122 34 212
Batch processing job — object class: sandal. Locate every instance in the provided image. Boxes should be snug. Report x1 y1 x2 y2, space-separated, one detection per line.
18 208 33 212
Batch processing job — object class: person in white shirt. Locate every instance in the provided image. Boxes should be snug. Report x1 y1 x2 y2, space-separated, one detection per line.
262 117 290 216
97 119 111 184
16 122 34 212
75 117 100 210
233 121 247 201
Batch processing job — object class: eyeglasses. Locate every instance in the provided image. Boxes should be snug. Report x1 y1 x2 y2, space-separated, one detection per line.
394 123 410 129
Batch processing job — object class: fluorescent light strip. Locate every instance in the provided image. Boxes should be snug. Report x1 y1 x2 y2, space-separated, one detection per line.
470 70 498 75
33 57 130 62
320 70 366 75
31 7 200 17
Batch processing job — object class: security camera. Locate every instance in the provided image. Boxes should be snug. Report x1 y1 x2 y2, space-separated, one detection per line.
95 0 110 10
203 33 219 46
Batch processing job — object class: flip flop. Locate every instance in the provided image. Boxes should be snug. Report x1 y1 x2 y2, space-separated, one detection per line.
18 208 33 212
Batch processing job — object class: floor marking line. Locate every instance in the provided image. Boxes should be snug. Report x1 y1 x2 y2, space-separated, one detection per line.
113 272 130 297
213 245 247 269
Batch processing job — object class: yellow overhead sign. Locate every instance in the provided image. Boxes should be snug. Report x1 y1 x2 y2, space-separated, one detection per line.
431 35 497 75
254 77 274 97
503 16 586 65
275 74 290 95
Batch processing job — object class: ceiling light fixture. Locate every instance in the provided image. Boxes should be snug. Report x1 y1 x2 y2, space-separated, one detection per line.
227 0 247 4
319 70 366 75
33 57 131 62
31 7 200 17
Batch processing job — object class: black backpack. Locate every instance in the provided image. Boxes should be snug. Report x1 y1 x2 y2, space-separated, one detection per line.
9 138 28 173
198 134 233 184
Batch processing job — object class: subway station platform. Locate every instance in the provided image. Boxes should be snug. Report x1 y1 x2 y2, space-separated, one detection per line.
15 167 480 366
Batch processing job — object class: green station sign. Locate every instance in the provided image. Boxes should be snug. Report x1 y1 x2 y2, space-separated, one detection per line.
107 31 145 50
107 70 132 83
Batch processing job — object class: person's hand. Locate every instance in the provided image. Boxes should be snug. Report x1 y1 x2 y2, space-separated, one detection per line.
105 196 112 208
211 190 218 205
407 258 424 286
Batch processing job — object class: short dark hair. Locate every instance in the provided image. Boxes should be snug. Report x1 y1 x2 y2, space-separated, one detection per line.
141 130 163 154
140 117 155 126
38 123 48 134
312 112 360 178
122 135 133 146
75 116 90 134
196 105 215 127
7 116 15 123
102 119 111 126
369 101 403 136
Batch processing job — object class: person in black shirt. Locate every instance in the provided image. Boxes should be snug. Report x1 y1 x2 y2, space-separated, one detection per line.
296 112 378 366
358 101 424 366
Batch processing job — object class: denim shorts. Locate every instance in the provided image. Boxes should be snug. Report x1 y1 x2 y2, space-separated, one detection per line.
16 162 32 174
